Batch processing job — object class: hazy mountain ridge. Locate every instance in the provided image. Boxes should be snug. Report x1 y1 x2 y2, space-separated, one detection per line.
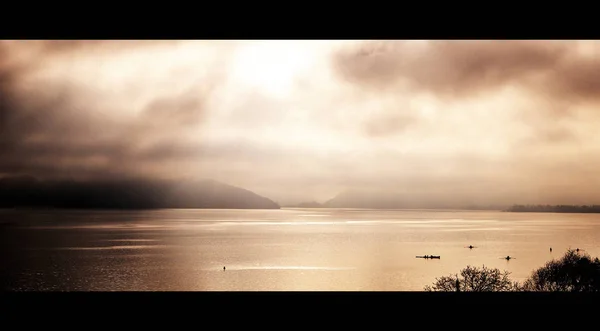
0 175 280 209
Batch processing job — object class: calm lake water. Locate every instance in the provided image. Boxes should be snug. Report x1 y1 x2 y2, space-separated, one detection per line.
1 208 599 291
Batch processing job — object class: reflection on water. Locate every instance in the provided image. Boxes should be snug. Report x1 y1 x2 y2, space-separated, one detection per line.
217 265 355 271
53 245 170 251
1 208 599 291
101 239 161 242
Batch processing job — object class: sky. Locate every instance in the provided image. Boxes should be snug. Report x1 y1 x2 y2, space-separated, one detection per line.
1 40 600 206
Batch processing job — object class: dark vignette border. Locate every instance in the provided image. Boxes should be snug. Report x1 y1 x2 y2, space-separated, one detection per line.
0 7 599 39
2 7 600 325
2 292 599 319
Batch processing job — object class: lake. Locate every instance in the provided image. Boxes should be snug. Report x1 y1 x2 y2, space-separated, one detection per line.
1 208 599 291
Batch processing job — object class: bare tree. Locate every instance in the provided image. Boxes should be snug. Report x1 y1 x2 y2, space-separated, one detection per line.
424 265 521 292
522 249 600 292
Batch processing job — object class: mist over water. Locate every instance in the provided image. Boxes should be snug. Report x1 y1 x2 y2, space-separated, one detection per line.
2 208 599 291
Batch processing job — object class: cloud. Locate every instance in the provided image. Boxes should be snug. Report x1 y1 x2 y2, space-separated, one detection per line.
332 40 569 97
332 41 600 149
363 114 417 137
3 40 600 206
333 40 600 108
0 40 232 180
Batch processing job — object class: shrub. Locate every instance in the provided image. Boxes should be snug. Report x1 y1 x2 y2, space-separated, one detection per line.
522 249 600 292
424 265 521 292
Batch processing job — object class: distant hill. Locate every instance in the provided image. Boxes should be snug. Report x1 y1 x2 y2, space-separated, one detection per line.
0 175 280 209
286 201 323 208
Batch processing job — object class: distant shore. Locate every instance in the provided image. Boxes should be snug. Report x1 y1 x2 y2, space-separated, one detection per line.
505 204 600 213
4 205 600 213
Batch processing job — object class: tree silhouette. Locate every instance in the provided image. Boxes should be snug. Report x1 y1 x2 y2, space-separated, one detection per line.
424 265 521 292
522 249 600 292
425 250 600 292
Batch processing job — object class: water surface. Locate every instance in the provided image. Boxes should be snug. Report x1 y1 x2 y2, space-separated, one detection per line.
1 208 598 291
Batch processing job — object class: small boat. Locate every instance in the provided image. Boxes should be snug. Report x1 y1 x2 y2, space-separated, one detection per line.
416 255 440 259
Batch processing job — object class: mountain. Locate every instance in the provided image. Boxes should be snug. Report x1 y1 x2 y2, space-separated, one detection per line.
286 201 323 208
0 175 280 209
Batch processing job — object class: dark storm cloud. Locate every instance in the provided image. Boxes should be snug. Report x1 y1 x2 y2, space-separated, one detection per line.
333 40 600 105
331 40 600 155
0 89 209 179
0 40 228 180
0 42 17 131
333 41 569 96
35 40 153 51
12 40 176 57
550 54 600 102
